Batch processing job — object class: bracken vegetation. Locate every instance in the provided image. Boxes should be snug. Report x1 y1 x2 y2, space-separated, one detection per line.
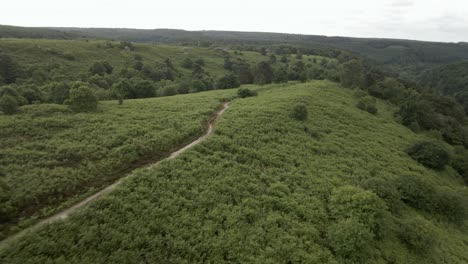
0 89 236 239
1 82 466 263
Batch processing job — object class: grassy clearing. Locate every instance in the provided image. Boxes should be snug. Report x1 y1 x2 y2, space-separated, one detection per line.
1 81 466 263
0 88 237 239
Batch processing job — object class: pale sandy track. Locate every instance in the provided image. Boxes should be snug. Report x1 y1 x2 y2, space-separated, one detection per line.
0 102 229 249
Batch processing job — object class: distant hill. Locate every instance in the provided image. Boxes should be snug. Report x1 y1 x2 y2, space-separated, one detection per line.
0 25 83 40
419 61 468 95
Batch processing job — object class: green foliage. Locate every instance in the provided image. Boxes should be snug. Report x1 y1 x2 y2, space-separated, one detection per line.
237 88 257 98
290 102 308 121
434 187 467 223
0 52 19 84
362 178 402 214
0 95 18 115
67 84 98 112
339 59 364 88
327 218 375 262
356 96 378 114
398 215 437 253
368 77 405 104
216 73 240 89
406 141 450 170
111 80 130 104
1 82 467 263
395 174 436 212
89 61 113 76
451 146 468 183
328 185 387 236
0 89 236 239
180 57 193 69
42 81 70 104
253 61 274 84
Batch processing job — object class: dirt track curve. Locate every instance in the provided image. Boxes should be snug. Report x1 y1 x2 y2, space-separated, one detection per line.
0 102 230 249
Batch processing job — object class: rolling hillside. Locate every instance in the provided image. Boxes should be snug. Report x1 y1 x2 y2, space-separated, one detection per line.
3 25 468 80
1 82 466 263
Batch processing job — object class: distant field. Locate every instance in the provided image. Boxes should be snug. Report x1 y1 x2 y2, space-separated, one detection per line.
2 81 466 263
0 88 237 239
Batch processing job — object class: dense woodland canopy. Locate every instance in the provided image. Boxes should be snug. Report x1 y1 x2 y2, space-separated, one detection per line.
0 25 467 263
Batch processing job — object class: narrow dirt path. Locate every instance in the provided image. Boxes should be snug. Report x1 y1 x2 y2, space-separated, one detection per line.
0 102 230 249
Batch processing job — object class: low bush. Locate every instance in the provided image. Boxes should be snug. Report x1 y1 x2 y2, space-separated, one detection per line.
237 88 257 98
291 102 308 121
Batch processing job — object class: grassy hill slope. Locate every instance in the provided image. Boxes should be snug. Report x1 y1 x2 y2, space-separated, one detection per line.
1 81 466 263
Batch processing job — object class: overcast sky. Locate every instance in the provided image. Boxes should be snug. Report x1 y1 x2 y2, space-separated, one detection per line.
2 0 468 42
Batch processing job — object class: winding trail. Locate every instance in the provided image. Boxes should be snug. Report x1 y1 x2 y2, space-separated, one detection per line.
0 102 230 249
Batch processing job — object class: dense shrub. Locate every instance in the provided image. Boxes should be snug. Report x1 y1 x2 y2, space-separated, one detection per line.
434 187 467 223
0 95 18 115
395 175 436 211
160 85 178 97
451 147 468 183
339 59 364 88
0 52 19 84
89 61 113 76
327 218 374 262
66 85 98 112
406 141 450 170
328 185 387 236
180 57 193 69
362 178 402 214
398 215 436 253
356 96 378 114
43 81 71 104
237 88 257 98
217 73 240 89
290 103 308 121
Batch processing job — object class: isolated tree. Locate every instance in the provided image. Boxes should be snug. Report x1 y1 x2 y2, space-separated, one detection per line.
340 59 365 88
67 85 98 112
112 80 130 104
0 95 18 115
